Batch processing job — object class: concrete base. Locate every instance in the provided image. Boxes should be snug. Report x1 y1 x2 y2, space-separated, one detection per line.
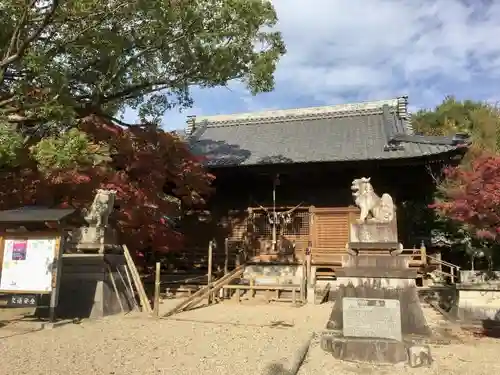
307 287 315 304
38 254 137 320
320 331 432 366
456 283 500 322
321 334 408 364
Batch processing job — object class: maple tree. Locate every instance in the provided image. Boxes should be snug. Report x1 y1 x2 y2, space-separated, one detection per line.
410 98 500 253
0 117 215 255
431 153 500 241
0 0 285 257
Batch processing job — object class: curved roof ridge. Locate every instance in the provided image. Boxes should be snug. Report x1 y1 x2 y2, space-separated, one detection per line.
196 97 405 126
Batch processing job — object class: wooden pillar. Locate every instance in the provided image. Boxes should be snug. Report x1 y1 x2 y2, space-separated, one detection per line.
153 262 161 317
306 248 312 287
310 266 317 286
420 241 427 265
224 238 229 275
49 235 64 322
207 240 214 304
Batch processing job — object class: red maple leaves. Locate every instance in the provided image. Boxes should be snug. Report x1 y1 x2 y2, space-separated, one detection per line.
432 153 500 241
0 117 214 255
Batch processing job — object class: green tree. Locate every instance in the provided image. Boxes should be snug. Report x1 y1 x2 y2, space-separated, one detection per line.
413 97 500 267
412 96 500 154
0 0 285 166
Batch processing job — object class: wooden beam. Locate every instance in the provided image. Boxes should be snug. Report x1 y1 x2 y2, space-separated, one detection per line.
222 284 300 291
49 236 64 322
162 264 245 317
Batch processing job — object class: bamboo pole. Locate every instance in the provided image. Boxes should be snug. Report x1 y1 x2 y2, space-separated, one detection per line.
116 265 138 310
106 264 124 313
123 264 137 308
123 245 152 313
153 262 161 317
207 240 214 304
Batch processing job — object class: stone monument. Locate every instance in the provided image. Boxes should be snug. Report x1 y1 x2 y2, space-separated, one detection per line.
321 177 432 366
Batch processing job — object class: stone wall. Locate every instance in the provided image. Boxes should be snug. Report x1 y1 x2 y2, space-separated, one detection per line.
456 283 500 321
460 270 500 284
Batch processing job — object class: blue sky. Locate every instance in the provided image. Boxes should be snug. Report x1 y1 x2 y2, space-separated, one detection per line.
125 0 500 131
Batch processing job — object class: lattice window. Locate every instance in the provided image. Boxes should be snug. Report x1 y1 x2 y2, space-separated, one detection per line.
250 209 310 240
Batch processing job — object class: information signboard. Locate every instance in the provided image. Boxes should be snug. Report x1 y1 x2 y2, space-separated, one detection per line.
0 237 59 294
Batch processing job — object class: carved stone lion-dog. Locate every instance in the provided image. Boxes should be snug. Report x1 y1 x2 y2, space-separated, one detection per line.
351 177 394 223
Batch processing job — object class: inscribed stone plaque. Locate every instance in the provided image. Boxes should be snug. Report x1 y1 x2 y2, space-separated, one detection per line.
342 297 402 341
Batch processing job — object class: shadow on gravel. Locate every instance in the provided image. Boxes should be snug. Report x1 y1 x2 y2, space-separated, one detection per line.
263 363 294 375
263 333 315 375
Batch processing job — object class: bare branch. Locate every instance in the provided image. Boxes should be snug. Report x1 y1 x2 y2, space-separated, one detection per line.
97 81 173 104
0 95 16 109
425 164 442 185
99 112 138 127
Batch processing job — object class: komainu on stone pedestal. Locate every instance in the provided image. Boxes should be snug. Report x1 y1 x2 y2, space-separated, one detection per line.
349 177 399 251
68 189 118 253
351 177 394 223
320 178 432 366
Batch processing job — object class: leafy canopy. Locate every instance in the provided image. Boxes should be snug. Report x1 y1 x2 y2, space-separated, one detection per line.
412 96 500 155
1 0 285 129
0 0 285 254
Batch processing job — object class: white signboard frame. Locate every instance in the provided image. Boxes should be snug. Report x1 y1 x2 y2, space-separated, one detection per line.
0 235 61 294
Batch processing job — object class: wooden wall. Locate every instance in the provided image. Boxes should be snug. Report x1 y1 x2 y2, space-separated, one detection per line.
177 155 456 269
211 205 361 265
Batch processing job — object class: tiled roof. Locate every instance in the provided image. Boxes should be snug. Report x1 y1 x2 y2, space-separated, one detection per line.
0 207 76 223
187 97 469 167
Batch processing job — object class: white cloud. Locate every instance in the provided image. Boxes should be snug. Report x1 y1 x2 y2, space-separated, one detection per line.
159 0 500 128
268 0 500 107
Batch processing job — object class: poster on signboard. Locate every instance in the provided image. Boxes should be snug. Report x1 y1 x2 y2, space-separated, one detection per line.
0 238 57 293
12 240 28 261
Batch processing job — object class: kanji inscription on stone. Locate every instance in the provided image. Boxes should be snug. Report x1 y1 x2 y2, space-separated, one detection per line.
342 297 402 341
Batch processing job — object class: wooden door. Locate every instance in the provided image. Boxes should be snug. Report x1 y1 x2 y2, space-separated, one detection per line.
309 207 359 264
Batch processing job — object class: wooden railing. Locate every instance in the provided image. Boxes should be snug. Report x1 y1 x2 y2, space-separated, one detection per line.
400 248 426 267
307 247 428 267
425 254 461 283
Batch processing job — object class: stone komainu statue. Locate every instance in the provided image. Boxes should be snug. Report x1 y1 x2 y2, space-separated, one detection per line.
351 177 394 223
84 189 117 228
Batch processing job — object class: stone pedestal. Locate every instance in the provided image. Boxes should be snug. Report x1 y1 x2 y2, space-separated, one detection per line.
326 262 429 337
350 219 398 243
321 221 431 365
68 226 119 253
40 254 137 320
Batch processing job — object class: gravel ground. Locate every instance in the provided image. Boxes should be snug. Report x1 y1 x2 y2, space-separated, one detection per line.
1 300 500 375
